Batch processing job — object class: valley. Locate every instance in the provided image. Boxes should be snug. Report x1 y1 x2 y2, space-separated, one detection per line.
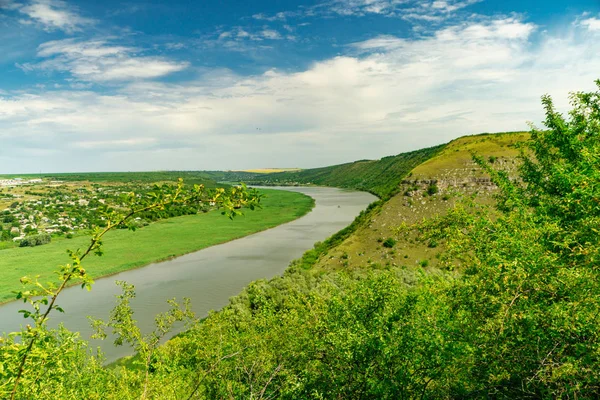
2 114 599 398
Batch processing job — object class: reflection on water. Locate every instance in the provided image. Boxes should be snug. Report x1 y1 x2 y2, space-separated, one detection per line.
0 186 376 362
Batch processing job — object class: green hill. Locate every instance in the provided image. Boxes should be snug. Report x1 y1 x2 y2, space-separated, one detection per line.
244 145 445 198
313 131 529 273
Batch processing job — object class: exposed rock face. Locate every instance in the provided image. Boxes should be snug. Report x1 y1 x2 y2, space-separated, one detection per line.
403 157 519 192
403 176 495 189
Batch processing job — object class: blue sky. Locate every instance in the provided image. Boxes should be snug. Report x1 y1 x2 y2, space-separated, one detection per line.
0 0 599 173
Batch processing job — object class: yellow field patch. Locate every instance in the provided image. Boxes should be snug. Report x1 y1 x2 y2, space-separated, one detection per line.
238 168 302 174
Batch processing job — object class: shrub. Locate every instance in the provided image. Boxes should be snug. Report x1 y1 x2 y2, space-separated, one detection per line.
426 184 439 196
19 234 51 248
382 238 396 248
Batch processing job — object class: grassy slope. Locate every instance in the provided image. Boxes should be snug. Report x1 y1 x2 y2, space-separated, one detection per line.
410 131 529 180
0 189 314 304
314 131 529 273
243 145 445 199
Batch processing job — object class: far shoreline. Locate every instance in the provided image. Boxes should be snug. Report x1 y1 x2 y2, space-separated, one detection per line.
0 188 316 305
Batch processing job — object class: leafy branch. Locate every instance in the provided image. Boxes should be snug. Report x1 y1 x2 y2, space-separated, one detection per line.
6 179 260 399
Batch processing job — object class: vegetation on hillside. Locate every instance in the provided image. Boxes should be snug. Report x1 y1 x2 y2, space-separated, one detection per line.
244 145 445 198
315 130 529 273
2 80 600 399
409 131 529 180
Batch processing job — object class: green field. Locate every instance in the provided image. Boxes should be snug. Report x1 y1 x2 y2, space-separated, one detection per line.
0 188 314 304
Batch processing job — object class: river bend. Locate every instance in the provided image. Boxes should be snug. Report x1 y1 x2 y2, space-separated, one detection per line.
0 186 376 362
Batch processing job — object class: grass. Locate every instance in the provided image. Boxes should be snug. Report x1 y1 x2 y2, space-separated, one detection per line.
410 131 529 179
0 189 314 304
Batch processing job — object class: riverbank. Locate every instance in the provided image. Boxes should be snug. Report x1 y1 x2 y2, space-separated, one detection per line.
0 188 314 304
0 186 376 365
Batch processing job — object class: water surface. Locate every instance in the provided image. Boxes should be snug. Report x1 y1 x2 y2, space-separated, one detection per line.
0 186 376 362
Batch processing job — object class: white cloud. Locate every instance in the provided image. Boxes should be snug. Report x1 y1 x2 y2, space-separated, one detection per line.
2 16 600 172
20 39 189 82
165 42 186 50
73 138 158 150
17 0 93 33
430 0 480 13
208 27 287 50
250 0 480 21
580 17 600 32
252 11 293 21
350 34 405 51
261 29 283 40
0 0 21 10
308 0 481 19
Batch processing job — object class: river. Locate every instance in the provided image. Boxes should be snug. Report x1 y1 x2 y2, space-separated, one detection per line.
0 186 376 363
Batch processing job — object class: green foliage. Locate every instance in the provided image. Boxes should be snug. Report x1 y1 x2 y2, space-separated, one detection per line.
247 145 444 199
1 179 260 399
382 237 396 248
398 80 600 396
426 183 439 196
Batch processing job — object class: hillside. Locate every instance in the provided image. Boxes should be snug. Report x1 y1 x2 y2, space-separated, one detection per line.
313 131 529 273
409 131 528 183
243 145 445 198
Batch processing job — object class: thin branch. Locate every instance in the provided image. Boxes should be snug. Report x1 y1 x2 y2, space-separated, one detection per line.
10 202 165 400
185 350 242 400
257 364 282 400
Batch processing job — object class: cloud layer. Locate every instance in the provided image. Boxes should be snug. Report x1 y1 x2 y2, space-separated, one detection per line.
2 14 599 173
19 39 189 82
9 0 94 32
253 0 483 22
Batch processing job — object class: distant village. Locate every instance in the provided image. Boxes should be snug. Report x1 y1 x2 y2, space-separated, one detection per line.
0 179 131 245
0 178 43 187
0 178 206 247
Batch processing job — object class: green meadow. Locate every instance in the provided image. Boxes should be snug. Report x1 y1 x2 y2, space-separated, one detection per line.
0 188 314 304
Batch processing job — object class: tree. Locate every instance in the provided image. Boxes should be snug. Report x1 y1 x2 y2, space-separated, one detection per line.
401 80 600 397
